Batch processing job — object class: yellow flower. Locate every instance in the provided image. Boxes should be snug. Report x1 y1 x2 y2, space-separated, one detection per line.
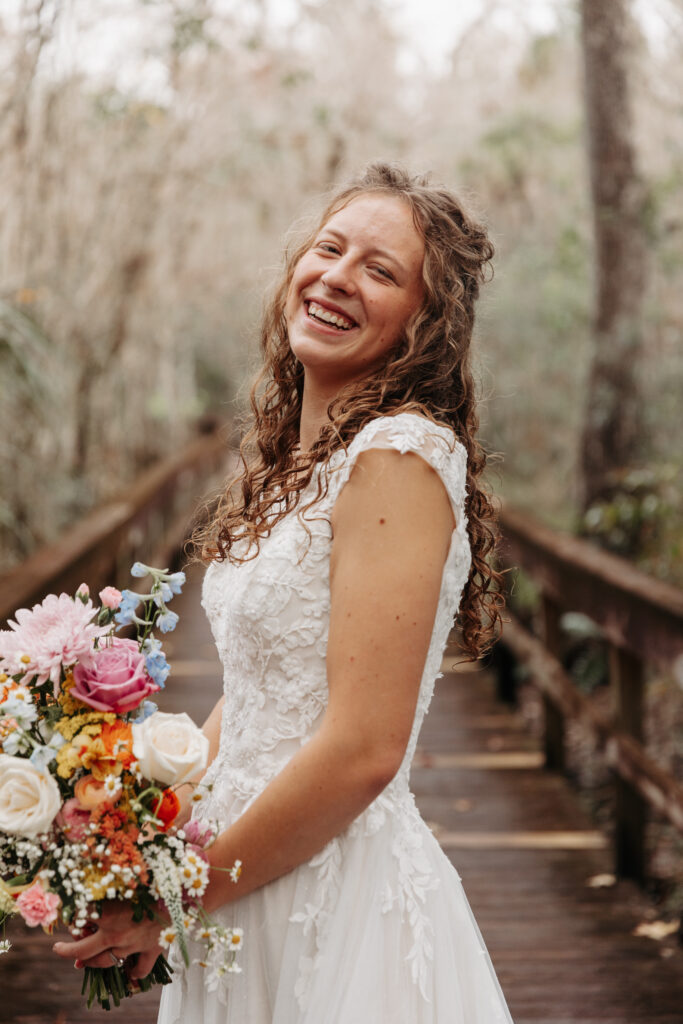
75 733 125 780
55 712 114 742
57 673 88 715
56 743 81 779
82 871 108 903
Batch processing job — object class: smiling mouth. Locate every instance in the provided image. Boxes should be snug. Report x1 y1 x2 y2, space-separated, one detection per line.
305 301 357 331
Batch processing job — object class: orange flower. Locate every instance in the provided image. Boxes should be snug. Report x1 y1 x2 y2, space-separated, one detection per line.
73 734 118 781
91 805 131 837
74 774 112 810
74 721 133 779
85 807 149 886
99 720 135 768
153 789 181 832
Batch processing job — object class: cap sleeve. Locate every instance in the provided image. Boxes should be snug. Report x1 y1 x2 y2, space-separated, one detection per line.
325 413 468 527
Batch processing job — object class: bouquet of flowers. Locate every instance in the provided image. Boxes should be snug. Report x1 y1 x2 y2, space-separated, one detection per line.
0 563 242 1010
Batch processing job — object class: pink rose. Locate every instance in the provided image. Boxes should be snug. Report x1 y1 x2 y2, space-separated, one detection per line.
56 796 92 838
71 638 159 713
99 587 122 609
58 796 92 837
16 880 60 928
57 796 95 837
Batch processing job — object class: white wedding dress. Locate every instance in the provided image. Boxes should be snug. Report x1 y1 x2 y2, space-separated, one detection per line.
158 413 514 1024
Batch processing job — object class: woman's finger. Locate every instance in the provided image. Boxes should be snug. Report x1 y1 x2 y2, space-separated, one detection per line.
79 942 139 969
128 946 162 980
53 930 110 961
79 951 122 970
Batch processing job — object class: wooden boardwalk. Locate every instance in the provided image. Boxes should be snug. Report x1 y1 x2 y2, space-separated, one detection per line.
2 570 682 1023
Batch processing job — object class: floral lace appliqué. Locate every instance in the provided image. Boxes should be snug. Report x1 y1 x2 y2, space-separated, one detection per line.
198 413 471 1010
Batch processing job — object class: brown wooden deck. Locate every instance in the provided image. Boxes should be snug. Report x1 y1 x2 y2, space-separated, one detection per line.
2 569 682 1023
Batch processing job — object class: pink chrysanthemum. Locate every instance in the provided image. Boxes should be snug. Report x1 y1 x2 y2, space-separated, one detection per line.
0 593 109 693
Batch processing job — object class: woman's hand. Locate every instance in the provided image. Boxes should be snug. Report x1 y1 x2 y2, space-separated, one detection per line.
52 902 165 980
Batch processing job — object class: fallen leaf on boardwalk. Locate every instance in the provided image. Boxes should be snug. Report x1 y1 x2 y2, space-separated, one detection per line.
426 820 444 836
453 798 473 813
486 735 505 751
632 919 680 940
660 947 675 958
586 873 616 888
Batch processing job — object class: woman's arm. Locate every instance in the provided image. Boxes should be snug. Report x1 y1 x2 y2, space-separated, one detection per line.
201 694 225 766
54 448 453 971
175 694 225 826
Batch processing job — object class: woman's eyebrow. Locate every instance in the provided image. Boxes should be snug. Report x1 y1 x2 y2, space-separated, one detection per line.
317 227 407 275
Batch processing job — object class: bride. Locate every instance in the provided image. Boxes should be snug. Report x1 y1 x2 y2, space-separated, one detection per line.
54 163 514 1022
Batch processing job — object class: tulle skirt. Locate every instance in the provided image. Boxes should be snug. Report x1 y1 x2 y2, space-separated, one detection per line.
157 799 514 1024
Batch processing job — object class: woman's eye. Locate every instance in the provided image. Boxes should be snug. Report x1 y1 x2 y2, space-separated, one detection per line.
372 265 393 280
317 243 340 254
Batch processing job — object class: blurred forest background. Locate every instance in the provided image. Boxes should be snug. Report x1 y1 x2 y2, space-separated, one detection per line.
0 0 681 580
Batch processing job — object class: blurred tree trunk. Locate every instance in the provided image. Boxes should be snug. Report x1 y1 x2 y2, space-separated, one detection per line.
578 0 648 513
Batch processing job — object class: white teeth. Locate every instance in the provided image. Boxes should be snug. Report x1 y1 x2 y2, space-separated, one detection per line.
308 302 354 330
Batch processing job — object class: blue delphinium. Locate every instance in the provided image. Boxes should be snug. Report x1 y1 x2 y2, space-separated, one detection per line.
152 581 174 607
130 699 158 722
166 571 186 595
156 609 179 634
113 562 183 687
143 637 170 688
115 589 142 626
30 741 61 772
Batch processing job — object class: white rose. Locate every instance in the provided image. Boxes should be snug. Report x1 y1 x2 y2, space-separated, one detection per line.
132 712 209 786
0 754 62 837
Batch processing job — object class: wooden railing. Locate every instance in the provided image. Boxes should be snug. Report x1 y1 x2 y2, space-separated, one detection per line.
0 420 232 624
497 504 683 883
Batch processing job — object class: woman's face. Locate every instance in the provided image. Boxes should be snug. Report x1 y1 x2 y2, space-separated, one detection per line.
284 194 425 391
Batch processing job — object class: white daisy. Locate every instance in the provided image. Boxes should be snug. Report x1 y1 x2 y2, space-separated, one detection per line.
103 774 122 800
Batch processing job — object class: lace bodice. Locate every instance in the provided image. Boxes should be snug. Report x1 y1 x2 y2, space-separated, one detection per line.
199 413 470 823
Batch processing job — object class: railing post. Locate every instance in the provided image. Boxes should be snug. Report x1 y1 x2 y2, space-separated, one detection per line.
492 642 517 705
610 644 647 882
540 593 565 771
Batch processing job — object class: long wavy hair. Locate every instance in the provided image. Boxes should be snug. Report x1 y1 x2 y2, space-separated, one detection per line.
195 162 504 660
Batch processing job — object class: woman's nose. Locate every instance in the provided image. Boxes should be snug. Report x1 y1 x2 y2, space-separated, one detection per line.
320 257 356 294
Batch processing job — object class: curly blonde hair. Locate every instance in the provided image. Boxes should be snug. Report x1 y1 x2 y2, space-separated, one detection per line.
195 162 504 660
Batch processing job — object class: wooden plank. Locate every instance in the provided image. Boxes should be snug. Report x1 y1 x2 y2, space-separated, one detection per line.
435 830 608 849
413 750 545 769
